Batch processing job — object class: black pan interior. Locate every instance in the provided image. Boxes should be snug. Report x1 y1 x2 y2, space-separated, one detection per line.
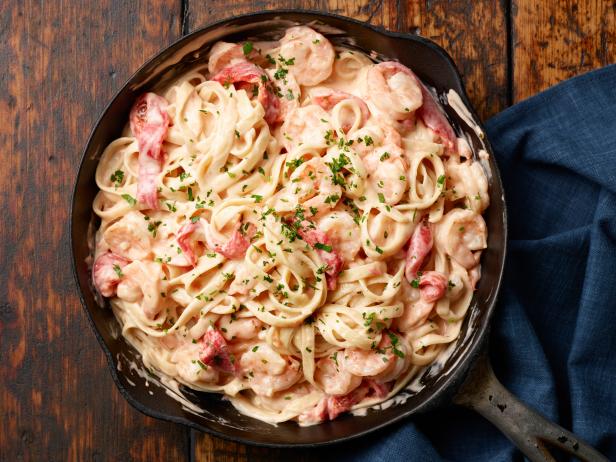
70 10 507 447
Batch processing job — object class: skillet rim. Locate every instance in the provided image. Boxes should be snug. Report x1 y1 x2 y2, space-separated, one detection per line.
70 8 508 448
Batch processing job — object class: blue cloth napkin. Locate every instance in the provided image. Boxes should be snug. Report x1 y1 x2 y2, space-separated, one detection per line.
328 64 616 461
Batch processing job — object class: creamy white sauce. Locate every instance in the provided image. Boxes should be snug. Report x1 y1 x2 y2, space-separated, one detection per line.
447 89 484 139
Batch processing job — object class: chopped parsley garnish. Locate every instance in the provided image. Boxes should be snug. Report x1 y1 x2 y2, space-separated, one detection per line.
187 187 194 201
147 220 162 238
363 312 376 327
312 39 320 44
324 194 340 204
278 55 295 66
286 158 304 170
165 201 177 212
242 41 253 55
285 89 294 100
364 135 374 146
437 175 446 187
273 67 288 80
121 194 136 206
378 192 386 203
388 332 405 358
112 264 123 277
252 345 259 352
314 242 332 252
251 194 263 203
410 271 422 288
110 169 124 187
379 152 390 161
326 153 350 188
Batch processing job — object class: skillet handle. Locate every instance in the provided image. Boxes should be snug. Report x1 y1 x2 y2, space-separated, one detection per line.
452 352 608 462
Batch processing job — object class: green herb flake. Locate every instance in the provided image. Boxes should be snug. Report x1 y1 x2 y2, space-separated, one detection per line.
314 242 332 252
110 169 124 186
242 41 253 55
121 194 137 206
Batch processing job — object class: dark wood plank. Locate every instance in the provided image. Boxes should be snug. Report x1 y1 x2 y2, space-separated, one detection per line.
512 0 616 102
408 0 509 120
185 1 507 460
0 1 187 461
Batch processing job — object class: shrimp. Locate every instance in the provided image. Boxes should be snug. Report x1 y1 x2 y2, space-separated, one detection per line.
366 153 407 206
445 158 490 213
435 209 487 269
116 261 165 318
266 67 300 123
279 26 335 86
469 265 481 290
208 42 243 74
299 378 391 423
312 89 370 133
404 220 433 281
199 328 238 375
208 40 279 74
397 271 446 332
129 92 170 209
172 340 220 384
228 263 259 295
316 211 361 262
342 335 395 377
177 219 254 263
364 62 423 121
212 61 280 125
286 157 342 213
103 211 152 260
395 278 434 332
280 105 332 152
217 314 262 342
315 357 362 396
365 62 457 150
239 343 302 397
325 379 391 420
92 252 130 297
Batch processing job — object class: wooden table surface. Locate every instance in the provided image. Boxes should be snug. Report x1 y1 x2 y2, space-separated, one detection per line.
1 0 614 460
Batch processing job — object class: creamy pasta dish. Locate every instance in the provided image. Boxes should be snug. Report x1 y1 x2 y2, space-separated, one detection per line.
91 26 489 425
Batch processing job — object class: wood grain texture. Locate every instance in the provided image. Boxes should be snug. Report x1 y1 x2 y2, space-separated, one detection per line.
512 0 616 102
186 0 508 121
0 1 188 461
1 0 612 461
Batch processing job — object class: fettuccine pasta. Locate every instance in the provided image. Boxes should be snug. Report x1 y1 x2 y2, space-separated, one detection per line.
91 26 489 425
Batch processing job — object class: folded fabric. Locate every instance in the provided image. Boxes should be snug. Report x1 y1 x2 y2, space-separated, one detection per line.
322 64 616 461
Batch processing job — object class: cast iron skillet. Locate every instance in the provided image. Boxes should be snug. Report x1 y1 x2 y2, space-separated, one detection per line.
70 10 608 461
